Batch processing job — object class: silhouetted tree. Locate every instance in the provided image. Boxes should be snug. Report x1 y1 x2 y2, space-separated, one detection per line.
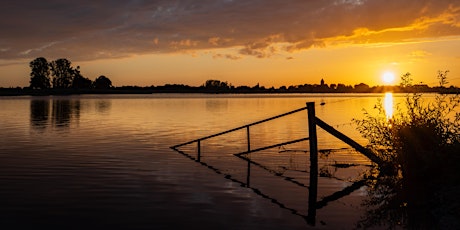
50 58 74 88
94 75 112 89
71 66 93 89
336 83 353 92
29 57 51 89
354 83 370 93
204 79 229 93
205 79 229 89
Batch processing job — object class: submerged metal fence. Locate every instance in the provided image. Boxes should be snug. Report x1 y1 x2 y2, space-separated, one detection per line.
170 102 384 225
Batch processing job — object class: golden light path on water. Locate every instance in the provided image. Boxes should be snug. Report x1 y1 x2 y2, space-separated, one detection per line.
384 92 394 120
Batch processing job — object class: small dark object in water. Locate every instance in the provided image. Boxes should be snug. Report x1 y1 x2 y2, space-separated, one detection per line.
331 163 358 168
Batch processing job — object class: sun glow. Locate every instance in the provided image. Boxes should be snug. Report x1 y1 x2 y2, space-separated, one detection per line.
382 71 396 85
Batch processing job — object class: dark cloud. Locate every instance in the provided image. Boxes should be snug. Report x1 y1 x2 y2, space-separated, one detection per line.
0 0 459 61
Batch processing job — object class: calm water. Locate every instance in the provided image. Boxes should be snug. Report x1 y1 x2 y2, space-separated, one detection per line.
0 93 407 229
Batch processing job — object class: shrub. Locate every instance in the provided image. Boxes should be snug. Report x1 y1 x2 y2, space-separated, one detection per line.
354 71 460 228
354 71 460 180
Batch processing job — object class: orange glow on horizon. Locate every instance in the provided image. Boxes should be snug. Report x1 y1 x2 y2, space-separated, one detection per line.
1 38 460 88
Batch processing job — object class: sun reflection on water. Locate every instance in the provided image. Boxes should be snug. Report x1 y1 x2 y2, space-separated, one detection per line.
384 92 394 120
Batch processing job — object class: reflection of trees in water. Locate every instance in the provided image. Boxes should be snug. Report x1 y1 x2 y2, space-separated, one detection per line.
30 99 81 130
30 100 50 130
205 99 228 112
52 100 80 127
96 100 111 114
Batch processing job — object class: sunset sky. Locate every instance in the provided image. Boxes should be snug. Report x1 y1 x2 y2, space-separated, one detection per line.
1 0 460 88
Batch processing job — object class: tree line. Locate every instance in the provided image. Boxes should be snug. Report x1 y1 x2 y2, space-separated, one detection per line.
29 57 112 90
144 77 460 94
1 59 459 96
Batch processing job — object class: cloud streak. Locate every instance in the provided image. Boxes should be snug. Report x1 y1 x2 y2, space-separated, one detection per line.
0 0 459 61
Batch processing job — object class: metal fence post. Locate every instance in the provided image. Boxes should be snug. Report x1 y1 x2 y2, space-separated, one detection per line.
246 126 251 187
307 102 318 225
197 140 201 162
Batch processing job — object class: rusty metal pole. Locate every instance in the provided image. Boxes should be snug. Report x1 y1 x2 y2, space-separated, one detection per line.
307 102 318 225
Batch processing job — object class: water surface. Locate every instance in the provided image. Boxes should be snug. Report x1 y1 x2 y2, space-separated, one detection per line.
0 93 405 229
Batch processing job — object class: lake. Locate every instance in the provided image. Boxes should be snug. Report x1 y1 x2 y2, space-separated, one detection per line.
0 93 409 229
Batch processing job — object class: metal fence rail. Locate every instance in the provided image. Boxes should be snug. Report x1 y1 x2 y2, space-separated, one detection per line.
170 102 385 226
170 106 308 150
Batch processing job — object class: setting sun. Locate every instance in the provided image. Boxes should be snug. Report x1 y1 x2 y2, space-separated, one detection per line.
382 72 396 85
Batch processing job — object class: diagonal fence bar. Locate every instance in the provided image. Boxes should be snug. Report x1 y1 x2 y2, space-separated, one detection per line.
314 116 385 167
170 101 386 226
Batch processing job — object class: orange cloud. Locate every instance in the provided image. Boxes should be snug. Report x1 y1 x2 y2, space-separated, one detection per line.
212 53 242 60
169 39 199 49
1 0 459 61
208 37 234 46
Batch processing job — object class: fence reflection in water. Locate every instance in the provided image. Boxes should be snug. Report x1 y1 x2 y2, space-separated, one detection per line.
171 102 377 226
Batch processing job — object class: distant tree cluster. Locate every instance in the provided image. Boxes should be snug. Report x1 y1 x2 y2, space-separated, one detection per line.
203 79 231 93
29 57 112 90
198 77 459 94
112 78 460 94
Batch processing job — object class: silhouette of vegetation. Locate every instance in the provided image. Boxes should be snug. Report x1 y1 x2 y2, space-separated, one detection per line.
354 71 460 229
203 79 231 93
50 58 75 88
3 57 114 95
29 57 51 89
94 75 113 89
2 58 460 96
72 67 92 89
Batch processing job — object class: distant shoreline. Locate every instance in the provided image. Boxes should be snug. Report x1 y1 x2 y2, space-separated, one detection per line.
1 86 459 96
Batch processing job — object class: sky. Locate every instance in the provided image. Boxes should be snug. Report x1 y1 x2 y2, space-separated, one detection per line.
1 0 460 88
